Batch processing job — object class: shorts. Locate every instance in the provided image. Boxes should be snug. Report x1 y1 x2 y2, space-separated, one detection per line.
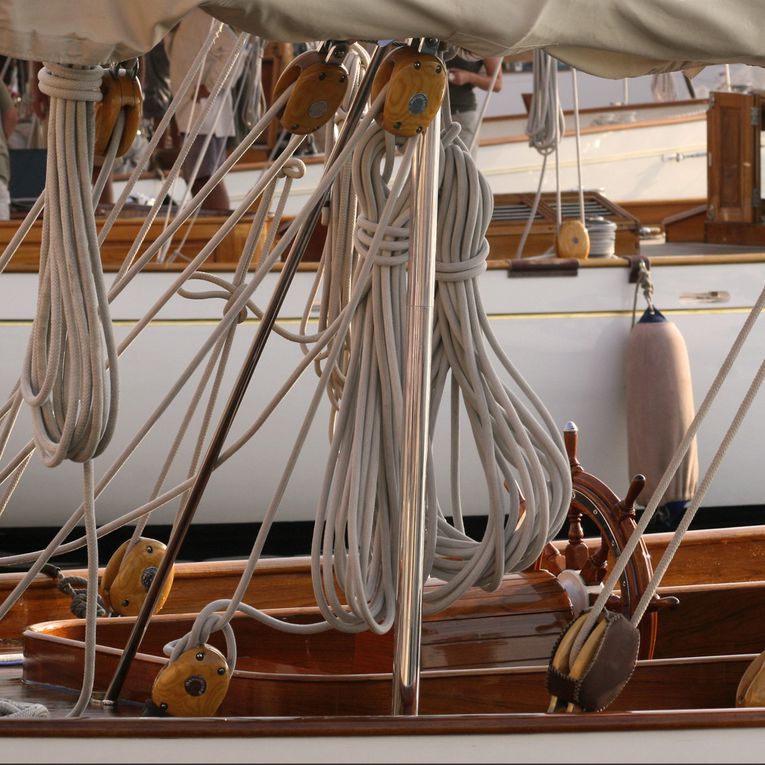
180 134 228 184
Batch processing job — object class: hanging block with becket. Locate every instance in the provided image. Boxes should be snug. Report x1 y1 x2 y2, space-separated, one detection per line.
371 44 446 137
99 537 175 616
273 47 350 135
546 608 640 713
94 64 143 157
151 643 231 717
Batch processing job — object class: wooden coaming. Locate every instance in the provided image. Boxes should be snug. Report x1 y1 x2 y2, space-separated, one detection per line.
0 208 262 272
21 612 754 716
5 524 765 644
21 570 572 713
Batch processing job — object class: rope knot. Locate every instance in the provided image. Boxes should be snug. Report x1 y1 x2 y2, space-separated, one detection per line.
281 158 306 179
435 241 489 282
224 283 250 324
441 122 462 146
38 63 104 102
354 215 410 267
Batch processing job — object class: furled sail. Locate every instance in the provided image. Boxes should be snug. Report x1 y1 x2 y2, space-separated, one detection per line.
1 0 764 74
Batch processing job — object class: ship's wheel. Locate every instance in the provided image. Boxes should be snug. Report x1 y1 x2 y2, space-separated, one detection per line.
537 422 676 659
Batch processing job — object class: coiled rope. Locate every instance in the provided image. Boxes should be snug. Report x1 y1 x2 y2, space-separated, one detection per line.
516 50 565 259
424 120 571 608
20 63 119 467
0 699 49 718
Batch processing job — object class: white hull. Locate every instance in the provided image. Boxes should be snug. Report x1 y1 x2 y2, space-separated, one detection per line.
3 247 764 528
6 723 764 764
119 100 710 217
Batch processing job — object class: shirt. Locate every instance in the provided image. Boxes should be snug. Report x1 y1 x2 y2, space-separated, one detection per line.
164 8 242 138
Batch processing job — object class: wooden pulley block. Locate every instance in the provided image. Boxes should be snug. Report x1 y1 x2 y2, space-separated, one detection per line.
272 50 349 134
545 608 640 713
370 46 446 137
556 219 590 260
99 537 174 616
151 643 232 717
94 69 143 158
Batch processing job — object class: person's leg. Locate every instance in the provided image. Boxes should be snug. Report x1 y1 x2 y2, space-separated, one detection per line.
181 133 230 210
192 174 229 210
0 180 10 219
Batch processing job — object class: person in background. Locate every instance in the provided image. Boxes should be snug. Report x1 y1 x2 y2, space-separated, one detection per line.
0 79 18 219
165 8 242 211
447 53 503 158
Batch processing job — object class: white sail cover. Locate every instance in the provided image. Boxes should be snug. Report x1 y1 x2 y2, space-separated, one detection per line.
1 0 764 77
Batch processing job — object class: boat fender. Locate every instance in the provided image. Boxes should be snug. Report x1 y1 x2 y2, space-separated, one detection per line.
556 219 590 260
94 65 143 158
99 537 175 617
151 643 232 717
736 648 765 706
273 49 350 135
626 308 699 510
545 608 640 712
370 44 446 137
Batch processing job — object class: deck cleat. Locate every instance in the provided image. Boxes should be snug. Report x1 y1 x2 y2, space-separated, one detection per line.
99 537 175 616
150 643 231 717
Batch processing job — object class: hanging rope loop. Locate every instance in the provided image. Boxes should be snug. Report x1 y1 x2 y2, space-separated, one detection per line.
37 63 104 102
20 62 120 467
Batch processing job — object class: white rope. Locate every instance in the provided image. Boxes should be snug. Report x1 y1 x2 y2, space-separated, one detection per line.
425 122 570 608
67 460 99 717
0 699 49 718
114 29 246 279
525 51 565 157
516 51 565 259
0 93 389 630
571 68 585 224
468 60 502 154
159 32 249 263
148 94 405 653
19 63 119 466
99 22 225 244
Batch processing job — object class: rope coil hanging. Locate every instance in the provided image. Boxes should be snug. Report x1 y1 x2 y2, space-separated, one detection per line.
424 120 571 605
19 63 120 467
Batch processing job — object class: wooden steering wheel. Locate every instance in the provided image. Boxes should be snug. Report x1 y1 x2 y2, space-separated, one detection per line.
537 422 675 659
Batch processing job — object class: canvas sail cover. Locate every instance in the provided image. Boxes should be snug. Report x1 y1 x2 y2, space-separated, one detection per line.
1 0 764 76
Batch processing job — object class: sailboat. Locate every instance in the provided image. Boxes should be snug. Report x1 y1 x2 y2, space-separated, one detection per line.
2 2 765 762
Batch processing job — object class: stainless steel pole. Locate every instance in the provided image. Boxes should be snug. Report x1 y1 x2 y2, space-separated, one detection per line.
391 106 441 716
